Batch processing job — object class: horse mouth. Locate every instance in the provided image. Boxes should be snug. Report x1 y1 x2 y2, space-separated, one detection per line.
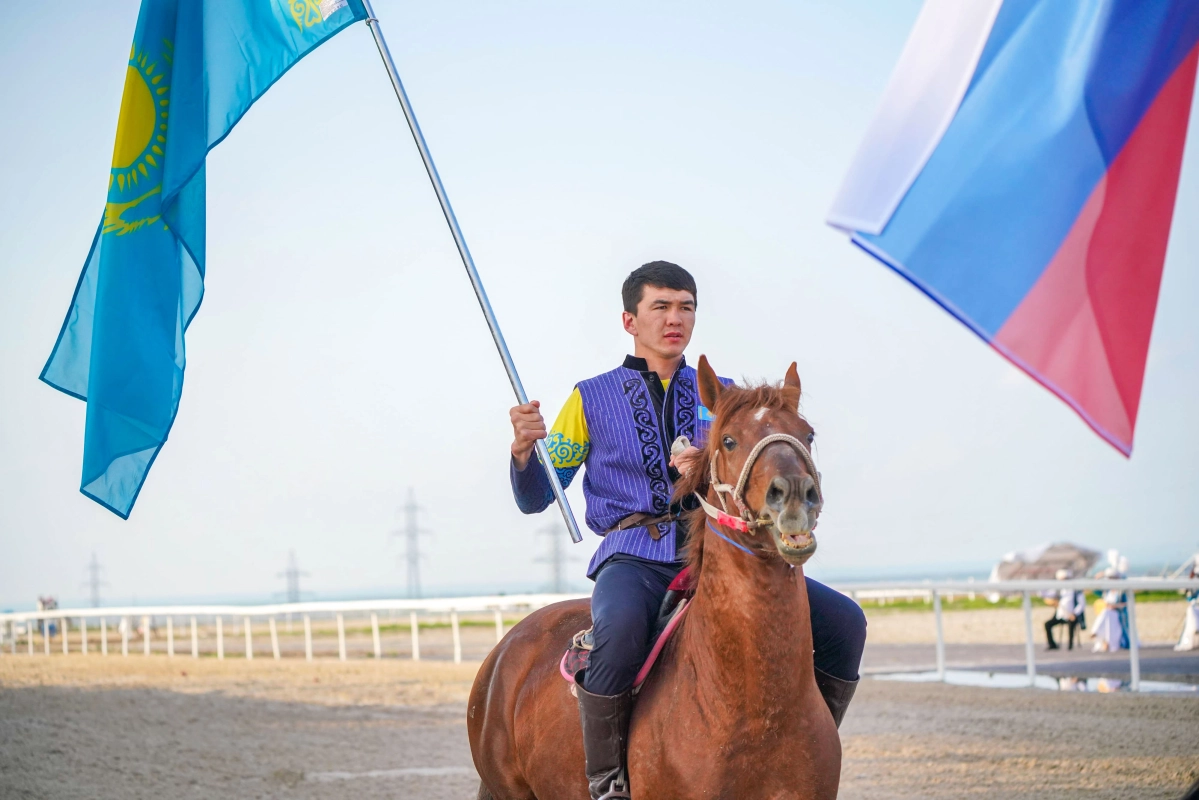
769 520 817 564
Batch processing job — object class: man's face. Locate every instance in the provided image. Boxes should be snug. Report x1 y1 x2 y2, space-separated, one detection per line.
622 285 696 362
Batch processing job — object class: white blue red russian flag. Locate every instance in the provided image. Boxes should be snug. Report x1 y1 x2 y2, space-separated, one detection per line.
829 0 1199 456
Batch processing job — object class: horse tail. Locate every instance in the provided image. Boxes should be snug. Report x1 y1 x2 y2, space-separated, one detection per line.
476 781 496 800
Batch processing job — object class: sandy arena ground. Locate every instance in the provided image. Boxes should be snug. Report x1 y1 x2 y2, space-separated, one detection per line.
2 652 1197 800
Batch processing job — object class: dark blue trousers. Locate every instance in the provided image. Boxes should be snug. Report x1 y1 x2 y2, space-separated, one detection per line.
583 554 867 697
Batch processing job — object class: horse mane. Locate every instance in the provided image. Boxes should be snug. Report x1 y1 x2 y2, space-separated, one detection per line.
675 380 801 577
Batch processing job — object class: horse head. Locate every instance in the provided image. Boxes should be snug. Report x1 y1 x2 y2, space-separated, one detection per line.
686 354 822 567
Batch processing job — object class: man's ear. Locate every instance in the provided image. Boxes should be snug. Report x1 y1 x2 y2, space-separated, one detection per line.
697 354 724 410
783 362 801 408
622 310 637 336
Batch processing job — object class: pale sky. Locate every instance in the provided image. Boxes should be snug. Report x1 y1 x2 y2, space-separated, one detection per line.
1 1 1196 610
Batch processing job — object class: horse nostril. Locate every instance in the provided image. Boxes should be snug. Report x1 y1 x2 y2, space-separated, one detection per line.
799 474 820 509
765 476 788 510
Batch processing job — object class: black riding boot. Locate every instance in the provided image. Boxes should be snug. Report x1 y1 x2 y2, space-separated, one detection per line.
576 674 634 800
815 667 859 729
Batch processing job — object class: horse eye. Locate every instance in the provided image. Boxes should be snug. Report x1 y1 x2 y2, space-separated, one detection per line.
807 432 815 445
722 436 736 451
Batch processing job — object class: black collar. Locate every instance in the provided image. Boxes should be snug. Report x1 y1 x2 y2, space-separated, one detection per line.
622 354 687 376
623 354 649 372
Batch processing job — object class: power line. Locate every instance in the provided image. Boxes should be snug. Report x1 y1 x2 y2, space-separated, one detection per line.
81 552 108 608
391 488 431 598
276 549 309 604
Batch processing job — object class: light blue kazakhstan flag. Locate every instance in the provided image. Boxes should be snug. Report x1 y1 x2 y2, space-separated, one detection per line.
40 0 366 518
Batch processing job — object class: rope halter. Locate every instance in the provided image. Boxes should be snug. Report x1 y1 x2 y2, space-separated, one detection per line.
696 432 822 534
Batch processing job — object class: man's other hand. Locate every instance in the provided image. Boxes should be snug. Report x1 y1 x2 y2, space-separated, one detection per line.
510 401 547 469
669 445 703 477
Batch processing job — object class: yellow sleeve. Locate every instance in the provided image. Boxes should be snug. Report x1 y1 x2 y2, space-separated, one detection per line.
545 388 590 479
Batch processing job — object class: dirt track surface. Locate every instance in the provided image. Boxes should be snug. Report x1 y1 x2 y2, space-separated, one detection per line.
839 678 1199 800
0 658 479 800
1 657 1196 799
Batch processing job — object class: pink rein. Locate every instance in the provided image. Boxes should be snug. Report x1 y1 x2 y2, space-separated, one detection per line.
560 599 692 691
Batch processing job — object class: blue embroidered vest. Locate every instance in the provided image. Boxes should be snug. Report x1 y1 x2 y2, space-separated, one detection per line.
576 357 722 575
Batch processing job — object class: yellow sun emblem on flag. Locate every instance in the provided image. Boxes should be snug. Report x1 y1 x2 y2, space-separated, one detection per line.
104 40 172 236
287 0 344 30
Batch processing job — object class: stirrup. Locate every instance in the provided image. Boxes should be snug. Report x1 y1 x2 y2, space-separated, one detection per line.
597 775 631 800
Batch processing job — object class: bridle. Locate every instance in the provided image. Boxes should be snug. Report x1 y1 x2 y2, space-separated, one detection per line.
692 432 822 536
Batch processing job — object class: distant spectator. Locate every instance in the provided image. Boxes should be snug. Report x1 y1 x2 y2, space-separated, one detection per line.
1044 569 1085 651
35 595 58 637
1091 567 1128 652
1175 554 1198 652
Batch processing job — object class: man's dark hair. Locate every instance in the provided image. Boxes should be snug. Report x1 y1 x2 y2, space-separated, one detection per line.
621 261 697 314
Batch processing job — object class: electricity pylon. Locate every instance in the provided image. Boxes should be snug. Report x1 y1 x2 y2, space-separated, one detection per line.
536 522 578 593
277 550 309 604
391 488 431 598
81 552 108 607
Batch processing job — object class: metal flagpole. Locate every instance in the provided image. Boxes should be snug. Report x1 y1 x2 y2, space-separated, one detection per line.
360 2 583 543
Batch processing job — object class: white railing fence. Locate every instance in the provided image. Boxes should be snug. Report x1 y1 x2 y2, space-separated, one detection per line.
834 578 1199 692
0 593 587 666
1 580 1195 691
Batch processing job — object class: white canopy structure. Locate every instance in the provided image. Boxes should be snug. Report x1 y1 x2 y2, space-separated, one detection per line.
989 542 1102 582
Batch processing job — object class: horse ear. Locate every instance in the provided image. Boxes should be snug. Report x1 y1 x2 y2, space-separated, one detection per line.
784 362 801 394
783 362 801 408
697 354 724 410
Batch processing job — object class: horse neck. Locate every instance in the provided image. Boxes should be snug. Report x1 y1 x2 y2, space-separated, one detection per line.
681 526 815 706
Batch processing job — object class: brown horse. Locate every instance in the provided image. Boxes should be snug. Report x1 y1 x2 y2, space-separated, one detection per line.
469 356 841 799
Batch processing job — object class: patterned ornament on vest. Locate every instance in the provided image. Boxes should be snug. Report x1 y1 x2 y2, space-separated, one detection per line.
621 377 670 516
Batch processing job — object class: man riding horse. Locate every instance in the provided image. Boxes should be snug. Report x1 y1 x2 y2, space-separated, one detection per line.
509 261 866 800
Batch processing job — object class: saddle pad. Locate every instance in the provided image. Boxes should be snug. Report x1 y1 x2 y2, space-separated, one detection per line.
667 564 696 593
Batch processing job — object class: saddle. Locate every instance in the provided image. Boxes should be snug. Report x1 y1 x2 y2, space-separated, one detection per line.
560 566 697 694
